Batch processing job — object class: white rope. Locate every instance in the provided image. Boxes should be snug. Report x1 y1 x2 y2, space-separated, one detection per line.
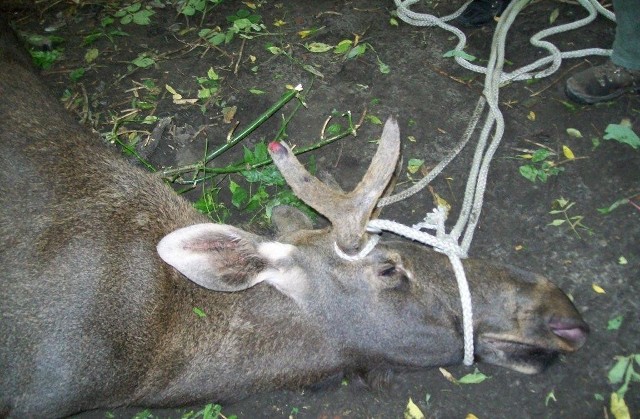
333 234 381 261
370 0 617 366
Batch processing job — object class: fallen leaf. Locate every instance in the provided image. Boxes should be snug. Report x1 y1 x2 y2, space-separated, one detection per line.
407 158 424 174
618 256 628 265
305 42 333 53
603 123 640 149
466 414 479 419
607 315 623 330
458 368 489 384
545 390 557 406
566 128 583 138
562 145 575 160
273 19 286 27
439 367 458 384
592 283 606 294
222 106 236 123
611 392 630 419
404 398 425 419
527 111 536 121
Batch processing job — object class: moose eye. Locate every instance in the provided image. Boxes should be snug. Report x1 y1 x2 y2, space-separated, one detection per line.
379 265 397 277
378 263 411 291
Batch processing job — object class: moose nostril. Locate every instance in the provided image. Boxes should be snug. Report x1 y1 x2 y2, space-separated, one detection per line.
549 317 589 346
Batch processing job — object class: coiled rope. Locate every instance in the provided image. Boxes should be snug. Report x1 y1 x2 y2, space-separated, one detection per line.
365 0 615 366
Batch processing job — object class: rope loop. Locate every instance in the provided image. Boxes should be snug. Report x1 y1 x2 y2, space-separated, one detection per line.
333 234 381 262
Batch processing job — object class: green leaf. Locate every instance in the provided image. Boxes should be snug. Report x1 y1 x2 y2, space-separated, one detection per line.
378 60 390 74
229 180 248 208
531 148 551 163
603 123 640 149
519 165 539 182
302 64 324 78
84 48 99 63
366 115 382 125
608 356 631 384
566 127 583 138
598 198 630 214
346 44 366 59
249 88 265 94
131 55 155 68
407 158 424 174
207 67 219 80
334 39 352 54
458 368 489 384
192 306 206 318
548 219 566 226
132 10 154 25
69 68 85 82
305 42 333 53
607 315 623 330
442 49 477 61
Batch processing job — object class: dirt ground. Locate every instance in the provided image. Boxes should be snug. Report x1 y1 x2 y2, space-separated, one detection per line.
6 0 639 417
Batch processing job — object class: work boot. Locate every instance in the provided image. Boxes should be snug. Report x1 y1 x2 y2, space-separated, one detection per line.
565 60 640 104
456 0 513 27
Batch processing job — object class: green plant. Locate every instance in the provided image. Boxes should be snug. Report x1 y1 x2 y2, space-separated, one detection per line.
608 354 639 419
83 17 128 46
181 403 237 419
603 119 640 149
177 0 224 16
24 34 64 69
228 141 317 223
548 198 592 238
199 9 264 46
196 67 220 101
518 148 564 183
114 2 155 25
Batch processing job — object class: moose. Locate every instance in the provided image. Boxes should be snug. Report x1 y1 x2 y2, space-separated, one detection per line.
0 19 588 418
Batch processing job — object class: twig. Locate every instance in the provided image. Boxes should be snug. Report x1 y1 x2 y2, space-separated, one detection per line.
529 61 586 97
234 38 246 75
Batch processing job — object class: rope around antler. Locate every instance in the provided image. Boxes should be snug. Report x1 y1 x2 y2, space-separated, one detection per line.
363 0 616 366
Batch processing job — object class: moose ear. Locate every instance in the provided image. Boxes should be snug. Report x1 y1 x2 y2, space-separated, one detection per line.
271 205 313 236
158 224 276 292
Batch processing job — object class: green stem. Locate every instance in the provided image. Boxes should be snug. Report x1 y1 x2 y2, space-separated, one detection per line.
171 119 358 185
204 86 302 162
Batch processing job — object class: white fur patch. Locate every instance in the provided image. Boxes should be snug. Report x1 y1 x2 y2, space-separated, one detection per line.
258 241 295 263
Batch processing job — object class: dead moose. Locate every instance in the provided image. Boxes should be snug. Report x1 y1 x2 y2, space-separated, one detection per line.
0 19 588 418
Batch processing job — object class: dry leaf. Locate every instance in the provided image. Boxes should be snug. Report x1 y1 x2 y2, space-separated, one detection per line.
439 367 458 384
592 283 606 294
610 392 630 419
527 111 536 121
404 398 425 419
562 145 575 160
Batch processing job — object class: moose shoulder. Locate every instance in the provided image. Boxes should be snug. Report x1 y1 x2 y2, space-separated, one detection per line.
0 20 587 418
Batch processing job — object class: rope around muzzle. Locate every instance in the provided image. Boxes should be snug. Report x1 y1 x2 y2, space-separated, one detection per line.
333 0 615 366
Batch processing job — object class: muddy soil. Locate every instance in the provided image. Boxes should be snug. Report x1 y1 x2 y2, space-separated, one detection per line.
6 0 639 417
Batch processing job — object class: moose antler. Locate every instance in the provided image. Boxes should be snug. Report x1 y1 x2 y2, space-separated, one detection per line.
268 117 400 253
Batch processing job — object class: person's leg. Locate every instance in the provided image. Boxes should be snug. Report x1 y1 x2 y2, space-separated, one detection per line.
456 0 512 27
610 0 640 70
565 0 640 104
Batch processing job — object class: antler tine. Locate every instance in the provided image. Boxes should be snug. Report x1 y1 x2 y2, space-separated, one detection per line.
268 117 400 253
